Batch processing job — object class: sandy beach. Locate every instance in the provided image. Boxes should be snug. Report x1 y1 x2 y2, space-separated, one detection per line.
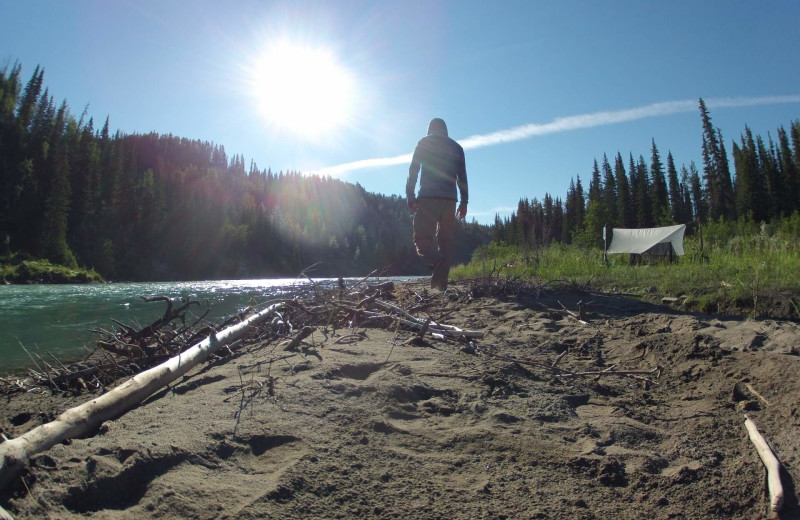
1 280 798 519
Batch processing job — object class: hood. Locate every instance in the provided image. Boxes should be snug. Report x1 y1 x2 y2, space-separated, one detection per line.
427 118 448 137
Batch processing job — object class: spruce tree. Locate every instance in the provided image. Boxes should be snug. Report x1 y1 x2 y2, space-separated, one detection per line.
777 126 798 214
757 135 782 219
666 152 682 223
792 120 800 213
588 159 602 204
40 101 75 266
16 65 44 131
614 153 633 227
689 161 707 223
679 165 694 225
601 154 617 226
649 139 669 224
733 126 766 221
698 98 735 221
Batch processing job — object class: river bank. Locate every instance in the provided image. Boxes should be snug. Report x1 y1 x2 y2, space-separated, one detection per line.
0 257 103 285
1 279 799 519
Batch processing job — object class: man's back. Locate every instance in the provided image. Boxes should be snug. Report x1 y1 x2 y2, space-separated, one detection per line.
407 118 467 204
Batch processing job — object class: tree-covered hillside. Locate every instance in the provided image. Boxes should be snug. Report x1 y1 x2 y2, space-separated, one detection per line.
0 63 491 280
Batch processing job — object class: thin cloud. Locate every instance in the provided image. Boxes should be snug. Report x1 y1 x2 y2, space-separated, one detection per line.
470 205 518 217
311 95 800 177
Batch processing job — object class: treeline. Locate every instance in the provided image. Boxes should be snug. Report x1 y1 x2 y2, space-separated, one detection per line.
494 99 800 249
0 63 491 280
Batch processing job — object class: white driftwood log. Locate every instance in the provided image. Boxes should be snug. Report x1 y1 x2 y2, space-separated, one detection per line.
0 302 283 491
744 415 784 517
0 504 14 520
393 317 484 339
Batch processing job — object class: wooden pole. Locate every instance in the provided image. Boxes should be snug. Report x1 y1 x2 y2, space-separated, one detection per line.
0 302 283 492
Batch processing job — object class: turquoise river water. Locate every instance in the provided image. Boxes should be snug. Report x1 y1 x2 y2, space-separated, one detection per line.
0 278 394 373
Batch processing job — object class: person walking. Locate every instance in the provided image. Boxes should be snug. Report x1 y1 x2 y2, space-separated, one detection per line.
406 118 468 291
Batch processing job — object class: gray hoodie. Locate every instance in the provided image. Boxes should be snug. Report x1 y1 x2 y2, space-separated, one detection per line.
406 118 468 204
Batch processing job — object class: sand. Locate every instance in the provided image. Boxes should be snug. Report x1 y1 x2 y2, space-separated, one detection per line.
1 281 799 519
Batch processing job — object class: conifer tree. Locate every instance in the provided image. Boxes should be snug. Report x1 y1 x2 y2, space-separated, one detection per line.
0 64 23 248
666 152 682 223
588 159 602 204
716 129 735 217
39 101 75 266
575 175 585 231
16 65 44 131
689 161 707 223
757 135 782 219
698 98 735 221
791 120 800 211
679 165 694 225
649 140 669 224
600 154 616 225
614 153 633 227
776 126 798 214
732 126 766 221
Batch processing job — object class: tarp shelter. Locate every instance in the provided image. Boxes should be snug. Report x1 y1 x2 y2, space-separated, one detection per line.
606 224 686 256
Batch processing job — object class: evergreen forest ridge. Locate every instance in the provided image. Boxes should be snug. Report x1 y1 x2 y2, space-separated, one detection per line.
2 62 800 284
0 64 491 281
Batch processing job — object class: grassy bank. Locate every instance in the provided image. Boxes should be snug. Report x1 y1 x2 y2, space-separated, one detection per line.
1 255 103 284
450 217 800 319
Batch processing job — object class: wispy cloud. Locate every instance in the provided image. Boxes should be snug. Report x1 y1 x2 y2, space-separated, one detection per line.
469 205 518 218
311 95 800 177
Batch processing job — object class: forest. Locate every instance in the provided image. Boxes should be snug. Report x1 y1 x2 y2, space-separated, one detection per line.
492 99 800 250
0 64 490 281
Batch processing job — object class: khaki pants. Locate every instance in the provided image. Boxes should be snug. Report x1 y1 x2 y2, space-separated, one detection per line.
413 198 456 290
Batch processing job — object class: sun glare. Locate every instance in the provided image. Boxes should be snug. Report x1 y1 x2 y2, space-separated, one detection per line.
251 42 356 138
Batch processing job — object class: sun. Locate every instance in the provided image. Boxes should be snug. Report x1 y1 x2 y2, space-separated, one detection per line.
251 42 356 138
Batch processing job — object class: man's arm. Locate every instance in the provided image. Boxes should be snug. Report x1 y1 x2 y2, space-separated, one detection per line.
407 145 421 211
456 148 468 219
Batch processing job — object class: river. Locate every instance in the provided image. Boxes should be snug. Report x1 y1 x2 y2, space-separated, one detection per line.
0 277 409 374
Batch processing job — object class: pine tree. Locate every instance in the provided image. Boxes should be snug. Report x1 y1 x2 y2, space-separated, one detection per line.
650 139 669 224
40 101 75 266
68 117 100 263
716 129 735 218
732 126 766 221
0 63 23 248
564 179 577 243
16 65 44 131
679 165 694 225
792 120 800 213
588 159 602 204
666 152 682 223
600 154 616 226
698 98 735 221
776 126 798 214
575 175 586 231
689 161 707 223
630 154 652 227
757 135 782 219
614 153 633 227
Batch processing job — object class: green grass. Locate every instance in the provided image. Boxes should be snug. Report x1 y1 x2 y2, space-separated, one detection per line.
1 255 103 284
450 217 800 315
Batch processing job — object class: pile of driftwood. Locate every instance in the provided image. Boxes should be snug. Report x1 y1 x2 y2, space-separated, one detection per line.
0 296 274 396
0 276 648 398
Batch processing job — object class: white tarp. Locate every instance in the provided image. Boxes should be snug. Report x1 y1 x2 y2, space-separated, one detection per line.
606 224 686 255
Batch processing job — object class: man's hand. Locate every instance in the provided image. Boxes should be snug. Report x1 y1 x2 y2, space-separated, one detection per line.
456 203 467 220
408 198 418 213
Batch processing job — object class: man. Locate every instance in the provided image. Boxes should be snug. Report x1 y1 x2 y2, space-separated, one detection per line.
406 118 468 291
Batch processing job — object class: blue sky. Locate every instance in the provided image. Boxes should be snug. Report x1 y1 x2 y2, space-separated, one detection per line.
2 0 799 224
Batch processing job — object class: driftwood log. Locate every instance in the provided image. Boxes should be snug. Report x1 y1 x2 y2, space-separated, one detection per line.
0 302 284 492
744 415 784 518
